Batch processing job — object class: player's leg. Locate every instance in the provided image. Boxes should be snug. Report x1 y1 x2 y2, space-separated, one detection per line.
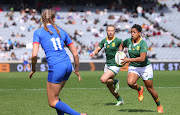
127 66 144 101
23 65 26 72
47 62 86 115
143 80 163 113
23 61 26 72
100 69 116 96
127 72 140 90
101 65 120 85
26 63 31 72
106 82 124 106
100 70 115 84
141 64 163 113
101 67 123 105
47 81 83 115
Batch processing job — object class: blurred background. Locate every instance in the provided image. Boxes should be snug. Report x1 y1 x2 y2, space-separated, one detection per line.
0 0 180 71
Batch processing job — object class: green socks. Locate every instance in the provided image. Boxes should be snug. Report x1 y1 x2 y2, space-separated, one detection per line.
114 79 118 85
155 98 161 106
115 94 122 101
137 86 141 91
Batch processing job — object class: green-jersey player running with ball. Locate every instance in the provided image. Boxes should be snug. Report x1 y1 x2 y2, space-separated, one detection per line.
90 25 124 106
119 24 163 113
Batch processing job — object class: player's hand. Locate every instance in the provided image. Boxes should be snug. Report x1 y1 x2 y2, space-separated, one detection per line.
29 70 36 79
121 57 130 65
73 71 82 82
89 52 95 58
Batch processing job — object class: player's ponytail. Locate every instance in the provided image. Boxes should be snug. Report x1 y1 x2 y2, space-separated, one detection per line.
41 9 61 37
50 20 61 38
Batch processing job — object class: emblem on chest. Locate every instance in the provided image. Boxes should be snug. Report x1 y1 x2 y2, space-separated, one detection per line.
112 42 115 47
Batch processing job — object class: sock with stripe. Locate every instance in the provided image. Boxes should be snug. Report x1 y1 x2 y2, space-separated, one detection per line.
55 100 80 115
115 93 122 101
113 79 118 85
155 97 161 106
137 85 141 91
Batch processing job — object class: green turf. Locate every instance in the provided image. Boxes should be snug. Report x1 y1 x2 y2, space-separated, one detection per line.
0 71 180 115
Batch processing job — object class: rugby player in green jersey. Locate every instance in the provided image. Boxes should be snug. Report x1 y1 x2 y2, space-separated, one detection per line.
90 25 124 106
119 24 163 113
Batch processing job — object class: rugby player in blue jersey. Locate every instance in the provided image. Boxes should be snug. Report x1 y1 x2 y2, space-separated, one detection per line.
28 9 87 115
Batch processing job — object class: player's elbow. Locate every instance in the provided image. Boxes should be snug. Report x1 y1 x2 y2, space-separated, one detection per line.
140 57 146 62
73 53 79 58
139 57 145 62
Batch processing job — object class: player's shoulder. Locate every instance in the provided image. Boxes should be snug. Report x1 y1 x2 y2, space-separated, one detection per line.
34 27 44 36
101 38 106 42
115 37 123 42
124 38 132 42
140 39 148 45
57 26 67 34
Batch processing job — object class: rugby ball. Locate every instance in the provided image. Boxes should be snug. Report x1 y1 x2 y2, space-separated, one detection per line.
115 51 126 67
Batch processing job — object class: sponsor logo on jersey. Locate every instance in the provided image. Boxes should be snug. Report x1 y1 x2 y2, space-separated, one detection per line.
132 48 135 50
136 46 140 50
112 43 115 47
107 45 110 48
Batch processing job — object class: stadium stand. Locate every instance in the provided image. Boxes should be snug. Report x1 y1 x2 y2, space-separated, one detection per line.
145 0 180 39
0 1 180 61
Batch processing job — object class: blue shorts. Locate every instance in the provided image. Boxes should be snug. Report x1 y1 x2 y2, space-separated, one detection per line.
23 61 29 65
48 61 72 83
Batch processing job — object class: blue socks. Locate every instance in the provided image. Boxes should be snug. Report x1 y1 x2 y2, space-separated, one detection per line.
56 109 64 115
56 99 64 115
55 100 80 115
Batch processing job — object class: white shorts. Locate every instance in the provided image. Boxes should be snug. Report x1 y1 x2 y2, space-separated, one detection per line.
104 64 121 75
128 64 153 80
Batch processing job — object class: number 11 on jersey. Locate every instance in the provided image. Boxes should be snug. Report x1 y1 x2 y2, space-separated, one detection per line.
51 37 62 50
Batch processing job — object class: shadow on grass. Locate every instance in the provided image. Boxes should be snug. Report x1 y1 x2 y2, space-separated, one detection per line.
118 109 154 112
105 103 116 105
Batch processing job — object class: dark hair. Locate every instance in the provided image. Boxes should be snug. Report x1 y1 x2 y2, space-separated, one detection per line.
132 24 142 32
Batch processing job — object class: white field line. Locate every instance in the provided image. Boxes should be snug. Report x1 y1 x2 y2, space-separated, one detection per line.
0 87 180 91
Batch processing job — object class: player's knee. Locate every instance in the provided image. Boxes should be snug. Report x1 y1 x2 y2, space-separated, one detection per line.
127 81 135 87
100 78 107 84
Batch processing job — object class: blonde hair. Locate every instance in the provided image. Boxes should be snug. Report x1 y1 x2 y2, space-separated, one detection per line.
41 9 61 37
106 24 116 31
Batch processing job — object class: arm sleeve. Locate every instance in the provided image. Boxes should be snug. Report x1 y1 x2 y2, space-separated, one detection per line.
123 39 128 47
98 39 105 48
140 41 148 53
33 30 40 44
65 32 73 46
118 39 123 46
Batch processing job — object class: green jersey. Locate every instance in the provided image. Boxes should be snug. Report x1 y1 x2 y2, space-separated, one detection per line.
99 36 122 66
123 38 150 67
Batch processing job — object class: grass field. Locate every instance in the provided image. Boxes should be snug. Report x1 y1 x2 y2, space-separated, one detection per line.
0 71 180 115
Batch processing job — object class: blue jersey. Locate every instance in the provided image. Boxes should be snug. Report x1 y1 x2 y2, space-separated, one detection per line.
33 25 73 67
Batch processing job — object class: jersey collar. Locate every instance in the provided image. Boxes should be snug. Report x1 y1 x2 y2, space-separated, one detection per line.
132 37 142 44
106 36 116 41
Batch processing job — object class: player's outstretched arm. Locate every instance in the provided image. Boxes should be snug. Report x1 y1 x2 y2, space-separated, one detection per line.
89 46 101 57
68 44 82 82
29 43 39 79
